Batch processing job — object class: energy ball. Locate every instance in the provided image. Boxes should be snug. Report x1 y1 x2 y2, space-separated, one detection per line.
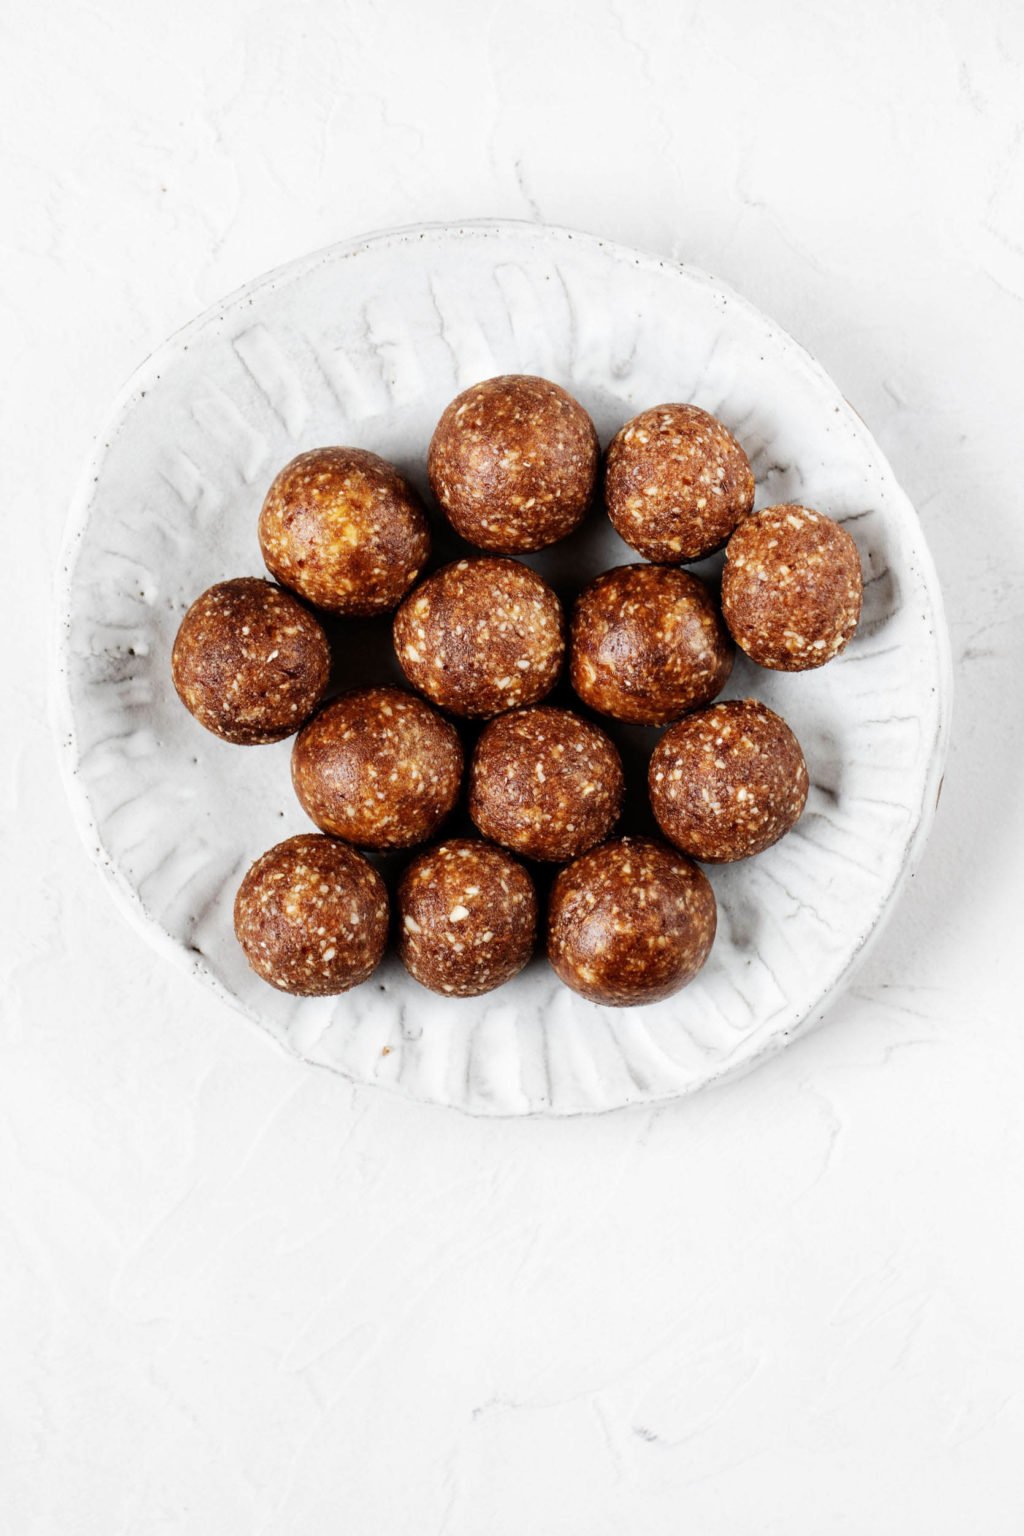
649 699 808 863
291 687 463 851
428 374 599 552
234 833 388 996
397 839 538 997
721 504 863 670
570 564 733 725
259 447 430 616
469 706 624 862
171 577 329 744
394 557 565 718
605 403 754 563
547 836 716 1006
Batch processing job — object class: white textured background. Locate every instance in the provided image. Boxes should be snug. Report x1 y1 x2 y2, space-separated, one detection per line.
2 0 1023 1530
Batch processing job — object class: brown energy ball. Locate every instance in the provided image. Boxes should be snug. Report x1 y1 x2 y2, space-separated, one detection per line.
234 833 388 996
171 577 329 744
721 504 863 670
605 404 754 563
547 836 716 1006
569 564 733 725
469 706 624 862
291 687 463 851
397 839 538 997
259 447 429 616
393 557 565 718
428 374 599 552
649 699 808 863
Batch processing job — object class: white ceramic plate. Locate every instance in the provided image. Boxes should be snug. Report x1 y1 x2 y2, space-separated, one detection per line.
54 220 951 1116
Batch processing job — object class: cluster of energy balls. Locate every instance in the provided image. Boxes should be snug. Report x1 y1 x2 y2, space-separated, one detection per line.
171 376 863 1007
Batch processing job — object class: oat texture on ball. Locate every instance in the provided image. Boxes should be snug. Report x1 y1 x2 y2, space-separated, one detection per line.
394 557 566 718
605 404 754 563
234 834 388 996
428 374 599 552
547 836 717 1006
721 504 863 670
469 706 624 862
171 577 330 744
649 699 809 862
398 839 538 997
570 563 733 724
259 447 430 616
291 687 463 851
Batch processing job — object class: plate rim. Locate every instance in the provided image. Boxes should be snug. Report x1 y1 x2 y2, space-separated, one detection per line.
50 217 955 1115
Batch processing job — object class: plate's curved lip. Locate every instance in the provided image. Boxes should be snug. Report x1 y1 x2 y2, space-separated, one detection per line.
50 217 954 1116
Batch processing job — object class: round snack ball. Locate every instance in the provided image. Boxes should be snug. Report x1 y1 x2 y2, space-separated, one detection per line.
428 374 599 552
394 557 565 718
234 834 388 996
570 564 733 725
398 839 538 997
469 706 624 862
547 836 716 1006
721 504 863 670
259 447 429 616
605 403 754 563
291 687 463 851
649 699 808 862
171 577 329 744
